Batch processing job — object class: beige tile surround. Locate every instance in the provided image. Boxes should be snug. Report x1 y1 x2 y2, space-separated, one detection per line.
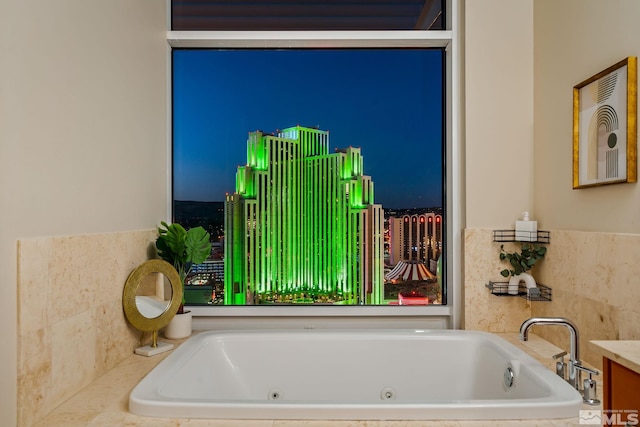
17 227 636 426
464 228 640 369
17 229 158 427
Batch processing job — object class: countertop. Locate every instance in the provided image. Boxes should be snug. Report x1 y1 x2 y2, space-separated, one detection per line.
591 340 640 374
34 332 601 427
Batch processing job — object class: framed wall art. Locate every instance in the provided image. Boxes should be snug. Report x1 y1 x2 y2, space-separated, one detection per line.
573 56 637 189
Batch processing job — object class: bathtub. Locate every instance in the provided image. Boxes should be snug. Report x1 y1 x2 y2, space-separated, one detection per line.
129 329 582 420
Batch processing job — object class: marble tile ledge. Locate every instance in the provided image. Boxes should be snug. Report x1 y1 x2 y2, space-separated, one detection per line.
32 333 601 427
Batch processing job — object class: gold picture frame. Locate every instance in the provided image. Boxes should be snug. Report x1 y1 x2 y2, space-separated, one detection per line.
573 56 637 189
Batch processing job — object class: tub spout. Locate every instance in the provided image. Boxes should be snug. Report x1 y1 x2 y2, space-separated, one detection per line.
519 317 581 389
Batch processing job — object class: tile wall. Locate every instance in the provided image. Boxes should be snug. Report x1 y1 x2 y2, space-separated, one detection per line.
463 228 533 332
17 227 640 426
464 228 640 369
17 229 158 427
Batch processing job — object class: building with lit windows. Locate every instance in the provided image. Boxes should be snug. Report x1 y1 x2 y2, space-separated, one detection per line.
388 212 442 269
224 125 384 305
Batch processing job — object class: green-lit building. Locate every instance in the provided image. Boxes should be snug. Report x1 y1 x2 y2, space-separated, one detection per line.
224 125 384 305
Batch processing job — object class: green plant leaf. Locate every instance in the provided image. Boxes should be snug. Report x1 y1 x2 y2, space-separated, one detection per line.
156 222 188 266
155 223 212 309
498 242 546 277
185 226 212 266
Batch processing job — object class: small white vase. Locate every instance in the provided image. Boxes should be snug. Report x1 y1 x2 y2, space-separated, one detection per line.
507 272 536 295
164 310 192 340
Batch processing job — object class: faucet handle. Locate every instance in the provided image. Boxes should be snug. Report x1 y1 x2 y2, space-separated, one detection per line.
574 363 599 377
574 364 601 405
552 351 567 379
552 351 567 360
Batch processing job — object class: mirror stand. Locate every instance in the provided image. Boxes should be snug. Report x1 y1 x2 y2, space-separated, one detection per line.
134 330 174 357
123 259 183 357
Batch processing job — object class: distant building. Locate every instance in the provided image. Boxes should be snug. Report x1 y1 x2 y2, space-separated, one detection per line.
388 212 442 267
187 259 224 284
224 125 384 305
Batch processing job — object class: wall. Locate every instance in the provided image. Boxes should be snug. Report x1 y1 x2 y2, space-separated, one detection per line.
530 0 640 367
464 227 640 370
464 0 534 229
533 230 640 369
463 0 640 370
462 0 535 329
17 231 158 427
0 1 167 425
464 229 534 332
534 0 640 234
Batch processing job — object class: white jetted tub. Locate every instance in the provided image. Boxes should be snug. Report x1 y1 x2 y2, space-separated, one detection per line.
129 329 582 420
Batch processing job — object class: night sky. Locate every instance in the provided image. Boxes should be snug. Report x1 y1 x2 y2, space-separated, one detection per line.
173 48 443 209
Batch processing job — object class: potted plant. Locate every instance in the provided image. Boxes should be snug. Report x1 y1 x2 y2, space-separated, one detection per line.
499 243 547 295
156 221 211 338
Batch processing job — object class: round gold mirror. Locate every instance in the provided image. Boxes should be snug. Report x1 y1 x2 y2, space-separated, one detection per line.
123 259 182 356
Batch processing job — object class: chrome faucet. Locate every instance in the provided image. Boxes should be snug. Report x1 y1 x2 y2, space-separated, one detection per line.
519 317 581 389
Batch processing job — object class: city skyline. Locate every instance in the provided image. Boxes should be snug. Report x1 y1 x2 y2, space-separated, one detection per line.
173 48 444 209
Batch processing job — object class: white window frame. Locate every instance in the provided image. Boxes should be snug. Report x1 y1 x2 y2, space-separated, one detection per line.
165 0 462 329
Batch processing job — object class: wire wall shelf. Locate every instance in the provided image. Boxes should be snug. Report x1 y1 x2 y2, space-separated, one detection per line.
492 230 550 244
486 281 552 302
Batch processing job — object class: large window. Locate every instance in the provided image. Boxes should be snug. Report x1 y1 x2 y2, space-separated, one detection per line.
168 1 460 322
172 48 444 308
